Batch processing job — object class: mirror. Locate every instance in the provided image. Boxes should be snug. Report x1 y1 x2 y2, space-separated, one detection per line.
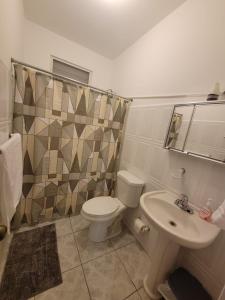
185 104 225 161
165 101 225 163
165 105 194 151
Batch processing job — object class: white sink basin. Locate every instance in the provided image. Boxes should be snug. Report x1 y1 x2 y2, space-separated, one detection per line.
140 190 220 299
140 190 220 249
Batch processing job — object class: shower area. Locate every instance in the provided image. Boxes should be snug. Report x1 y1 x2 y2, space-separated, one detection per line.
12 60 130 228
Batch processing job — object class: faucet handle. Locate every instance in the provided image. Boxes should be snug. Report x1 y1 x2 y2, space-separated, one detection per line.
180 194 189 205
180 193 188 200
175 194 193 214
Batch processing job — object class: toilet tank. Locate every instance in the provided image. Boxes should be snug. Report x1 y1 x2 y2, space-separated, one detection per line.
117 170 144 208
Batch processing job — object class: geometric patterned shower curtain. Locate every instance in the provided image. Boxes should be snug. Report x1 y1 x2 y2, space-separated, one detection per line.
12 64 128 226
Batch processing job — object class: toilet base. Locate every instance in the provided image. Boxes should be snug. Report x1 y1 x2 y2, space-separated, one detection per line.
88 217 122 242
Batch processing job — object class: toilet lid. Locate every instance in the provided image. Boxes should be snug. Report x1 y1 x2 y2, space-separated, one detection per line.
82 196 119 217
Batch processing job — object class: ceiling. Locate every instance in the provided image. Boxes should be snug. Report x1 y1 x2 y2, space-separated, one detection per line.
23 0 186 59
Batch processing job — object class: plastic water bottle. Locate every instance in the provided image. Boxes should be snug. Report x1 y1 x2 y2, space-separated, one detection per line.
199 198 213 221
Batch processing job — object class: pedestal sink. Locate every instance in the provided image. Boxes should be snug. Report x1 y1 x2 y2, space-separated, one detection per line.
140 190 220 299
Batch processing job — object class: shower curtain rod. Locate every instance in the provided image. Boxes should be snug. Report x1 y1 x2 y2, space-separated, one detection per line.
12 59 208 101
11 58 133 102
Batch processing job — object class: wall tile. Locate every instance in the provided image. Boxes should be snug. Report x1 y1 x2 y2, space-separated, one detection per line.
151 106 172 144
135 107 154 140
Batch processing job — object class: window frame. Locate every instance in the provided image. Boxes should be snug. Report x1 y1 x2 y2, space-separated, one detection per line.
50 55 92 85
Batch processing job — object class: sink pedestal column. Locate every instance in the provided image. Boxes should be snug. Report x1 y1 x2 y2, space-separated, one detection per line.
143 233 180 299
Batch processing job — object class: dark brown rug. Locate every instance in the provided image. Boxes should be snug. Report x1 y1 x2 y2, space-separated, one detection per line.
0 224 62 300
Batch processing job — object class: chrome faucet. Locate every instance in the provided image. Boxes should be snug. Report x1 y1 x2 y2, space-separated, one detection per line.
175 194 194 214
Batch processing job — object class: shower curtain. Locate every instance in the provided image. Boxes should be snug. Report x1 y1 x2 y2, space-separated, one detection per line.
12 64 128 226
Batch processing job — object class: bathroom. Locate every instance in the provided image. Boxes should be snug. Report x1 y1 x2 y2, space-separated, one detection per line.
1 0 225 299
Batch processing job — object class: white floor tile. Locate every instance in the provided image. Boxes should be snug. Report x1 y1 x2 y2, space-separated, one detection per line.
110 227 135 250
75 229 114 263
54 218 72 237
36 267 90 300
83 252 135 300
116 242 150 289
57 233 81 272
70 214 90 232
138 288 152 300
127 292 141 300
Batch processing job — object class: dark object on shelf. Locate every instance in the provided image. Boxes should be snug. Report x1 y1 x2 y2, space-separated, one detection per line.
168 267 212 300
206 93 219 101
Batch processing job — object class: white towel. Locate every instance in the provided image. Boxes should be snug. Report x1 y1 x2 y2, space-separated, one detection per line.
211 199 225 230
0 133 23 233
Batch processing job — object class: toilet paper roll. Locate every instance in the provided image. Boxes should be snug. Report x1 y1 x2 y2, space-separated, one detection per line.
134 218 149 234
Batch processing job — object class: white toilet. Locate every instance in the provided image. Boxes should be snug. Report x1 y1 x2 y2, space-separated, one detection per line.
81 170 144 242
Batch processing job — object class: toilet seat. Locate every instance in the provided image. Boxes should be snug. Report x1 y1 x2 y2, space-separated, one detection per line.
81 196 124 222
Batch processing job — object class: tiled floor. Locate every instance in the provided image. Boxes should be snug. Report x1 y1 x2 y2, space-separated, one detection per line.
17 216 152 300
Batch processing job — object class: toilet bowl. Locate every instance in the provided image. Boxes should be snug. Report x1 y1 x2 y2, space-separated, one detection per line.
81 196 126 242
81 170 144 242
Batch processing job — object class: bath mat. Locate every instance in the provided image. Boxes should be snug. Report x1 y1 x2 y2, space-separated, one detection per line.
0 224 62 300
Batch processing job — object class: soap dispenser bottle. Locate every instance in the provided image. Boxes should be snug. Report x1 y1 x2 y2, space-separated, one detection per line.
199 198 213 221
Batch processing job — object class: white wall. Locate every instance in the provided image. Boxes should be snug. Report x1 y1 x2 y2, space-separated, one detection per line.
113 0 225 97
0 0 24 144
114 0 225 299
121 98 225 299
23 19 113 91
0 0 24 68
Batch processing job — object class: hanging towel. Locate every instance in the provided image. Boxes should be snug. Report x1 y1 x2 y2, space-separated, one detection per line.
211 199 225 230
0 133 23 233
